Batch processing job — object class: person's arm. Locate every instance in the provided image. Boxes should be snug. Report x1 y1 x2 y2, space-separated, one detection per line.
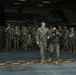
5 27 9 32
36 28 40 44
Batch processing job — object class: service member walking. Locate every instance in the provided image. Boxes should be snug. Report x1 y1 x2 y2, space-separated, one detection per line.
36 21 50 62
48 27 61 62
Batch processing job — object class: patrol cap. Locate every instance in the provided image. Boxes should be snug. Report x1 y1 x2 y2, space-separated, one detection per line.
53 27 56 30
71 27 74 30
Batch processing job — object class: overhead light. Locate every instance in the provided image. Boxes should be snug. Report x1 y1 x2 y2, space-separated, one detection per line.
43 1 50 3
14 3 21 5
37 4 44 6
19 0 26 1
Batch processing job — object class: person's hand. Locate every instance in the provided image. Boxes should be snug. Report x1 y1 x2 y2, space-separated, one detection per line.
12 37 13 39
36 41 39 45
52 33 55 36
12 28 14 30
56 32 59 34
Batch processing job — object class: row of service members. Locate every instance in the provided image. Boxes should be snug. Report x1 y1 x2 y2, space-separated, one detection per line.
57 26 76 53
4 24 76 54
5 25 37 50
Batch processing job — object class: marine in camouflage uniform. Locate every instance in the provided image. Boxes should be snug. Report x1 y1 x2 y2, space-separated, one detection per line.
31 27 37 50
5 24 14 50
14 26 20 49
26 34 33 50
58 26 63 50
48 27 61 62
69 28 76 53
36 21 50 62
61 26 68 51
21 26 29 49
62 29 69 51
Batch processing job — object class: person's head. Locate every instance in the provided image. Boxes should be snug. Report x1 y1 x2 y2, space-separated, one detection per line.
41 21 45 28
50 26 53 28
32 27 35 30
24 26 27 30
63 26 67 31
28 34 31 38
52 27 56 32
7 23 11 28
59 26 62 29
36 25 38 28
49 26 52 31
70 27 74 32
66 29 68 32
15 26 18 30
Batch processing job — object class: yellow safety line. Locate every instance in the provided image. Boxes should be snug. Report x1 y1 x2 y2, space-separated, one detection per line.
12 62 20 65
0 63 6 66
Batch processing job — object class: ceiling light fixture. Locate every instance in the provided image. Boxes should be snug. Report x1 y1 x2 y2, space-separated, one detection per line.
19 0 26 1
14 3 21 5
37 4 44 6
43 1 50 3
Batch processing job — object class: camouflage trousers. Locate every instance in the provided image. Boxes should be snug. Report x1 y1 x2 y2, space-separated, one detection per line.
69 38 75 52
21 35 27 48
48 43 60 59
14 36 19 49
39 41 47 59
6 36 12 50
63 40 69 51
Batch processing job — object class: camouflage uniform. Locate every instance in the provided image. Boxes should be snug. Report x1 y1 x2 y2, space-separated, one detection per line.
5 27 14 50
21 28 28 49
36 27 50 60
58 27 63 50
48 30 60 60
69 30 76 53
31 27 37 50
26 34 32 50
61 27 68 51
14 28 20 49
62 29 69 51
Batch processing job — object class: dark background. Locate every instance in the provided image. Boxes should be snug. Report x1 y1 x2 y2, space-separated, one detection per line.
0 0 76 27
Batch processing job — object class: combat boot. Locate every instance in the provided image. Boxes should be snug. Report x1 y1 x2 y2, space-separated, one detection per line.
41 59 44 62
48 57 52 62
73 50 75 54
